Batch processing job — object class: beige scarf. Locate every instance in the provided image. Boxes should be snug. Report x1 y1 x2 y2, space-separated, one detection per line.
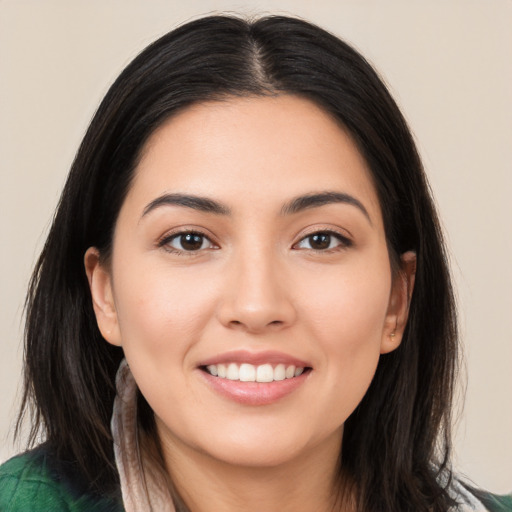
111 359 176 512
111 359 486 512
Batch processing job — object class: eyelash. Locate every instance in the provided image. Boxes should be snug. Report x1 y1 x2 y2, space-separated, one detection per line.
293 230 353 252
157 229 352 255
158 230 217 255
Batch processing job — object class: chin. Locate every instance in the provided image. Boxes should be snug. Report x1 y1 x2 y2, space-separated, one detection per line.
203 439 308 469
191 421 341 470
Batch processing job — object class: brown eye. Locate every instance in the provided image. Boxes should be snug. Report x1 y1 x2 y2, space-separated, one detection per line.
309 233 331 250
165 232 213 252
295 231 351 251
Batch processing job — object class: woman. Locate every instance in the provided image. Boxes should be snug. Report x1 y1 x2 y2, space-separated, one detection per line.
0 14 510 512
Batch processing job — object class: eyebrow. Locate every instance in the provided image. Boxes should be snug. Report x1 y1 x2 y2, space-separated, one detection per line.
281 191 371 223
142 193 231 217
141 190 371 223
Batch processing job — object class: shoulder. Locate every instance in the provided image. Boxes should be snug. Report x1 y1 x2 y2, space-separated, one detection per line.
0 449 71 511
449 477 512 511
0 446 124 512
466 487 512 512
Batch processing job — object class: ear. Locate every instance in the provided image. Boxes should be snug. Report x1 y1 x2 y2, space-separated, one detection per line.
380 251 416 354
84 247 122 346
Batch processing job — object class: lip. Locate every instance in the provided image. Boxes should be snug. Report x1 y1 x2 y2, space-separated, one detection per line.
197 350 312 406
199 368 310 406
198 349 311 368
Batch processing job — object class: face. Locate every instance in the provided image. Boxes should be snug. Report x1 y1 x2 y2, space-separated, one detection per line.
86 96 414 470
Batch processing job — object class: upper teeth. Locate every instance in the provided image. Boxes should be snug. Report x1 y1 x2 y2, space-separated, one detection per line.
206 363 304 383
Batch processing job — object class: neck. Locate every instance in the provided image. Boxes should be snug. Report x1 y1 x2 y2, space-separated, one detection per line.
157 422 351 512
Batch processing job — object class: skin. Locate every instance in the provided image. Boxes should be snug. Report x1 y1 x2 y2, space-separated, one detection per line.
85 95 415 512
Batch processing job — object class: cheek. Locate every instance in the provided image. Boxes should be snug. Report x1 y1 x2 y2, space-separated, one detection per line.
299 261 391 413
111 262 222 427
303 260 391 345
111 260 221 392
114 260 212 339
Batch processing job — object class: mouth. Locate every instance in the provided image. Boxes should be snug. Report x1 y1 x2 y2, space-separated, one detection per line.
197 351 312 405
202 362 308 383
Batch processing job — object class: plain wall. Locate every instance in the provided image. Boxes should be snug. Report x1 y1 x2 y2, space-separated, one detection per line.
1 0 511 493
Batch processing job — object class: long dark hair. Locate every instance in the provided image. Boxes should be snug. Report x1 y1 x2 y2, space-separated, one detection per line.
18 14 458 511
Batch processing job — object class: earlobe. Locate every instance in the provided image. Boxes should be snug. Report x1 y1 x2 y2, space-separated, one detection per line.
381 251 416 354
84 247 122 346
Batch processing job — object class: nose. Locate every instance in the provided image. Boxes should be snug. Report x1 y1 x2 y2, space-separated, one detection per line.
216 249 297 334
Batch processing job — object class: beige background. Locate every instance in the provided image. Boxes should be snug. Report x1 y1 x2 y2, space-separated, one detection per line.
1 0 511 493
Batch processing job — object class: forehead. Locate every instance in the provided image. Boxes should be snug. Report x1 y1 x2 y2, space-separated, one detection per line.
125 95 382 221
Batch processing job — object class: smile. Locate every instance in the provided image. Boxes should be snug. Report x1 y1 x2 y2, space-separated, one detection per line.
205 363 305 383
198 350 312 405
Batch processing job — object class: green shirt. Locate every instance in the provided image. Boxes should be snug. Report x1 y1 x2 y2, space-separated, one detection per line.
0 447 123 512
1 448 511 511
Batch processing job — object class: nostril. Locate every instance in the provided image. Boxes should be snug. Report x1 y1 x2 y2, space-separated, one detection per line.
227 319 284 331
